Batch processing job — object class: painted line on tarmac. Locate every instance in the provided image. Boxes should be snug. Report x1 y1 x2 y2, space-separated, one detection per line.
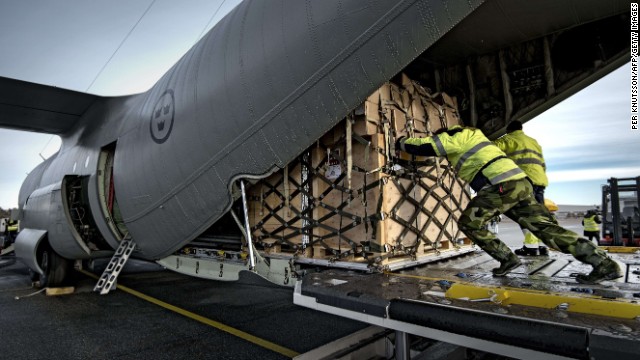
78 269 299 358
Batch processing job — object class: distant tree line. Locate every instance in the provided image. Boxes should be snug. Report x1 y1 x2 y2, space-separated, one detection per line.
0 207 14 218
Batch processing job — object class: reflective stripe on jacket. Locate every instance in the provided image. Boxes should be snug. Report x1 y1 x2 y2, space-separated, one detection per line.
403 126 526 184
493 130 548 187
583 215 600 232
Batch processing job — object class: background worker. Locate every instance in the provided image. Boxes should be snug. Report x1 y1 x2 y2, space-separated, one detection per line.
582 209 602 244
494 120 548 257
1 219 18 250
396 126 621 284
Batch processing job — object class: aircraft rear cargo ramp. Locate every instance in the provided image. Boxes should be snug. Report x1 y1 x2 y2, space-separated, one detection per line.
295 249 640 359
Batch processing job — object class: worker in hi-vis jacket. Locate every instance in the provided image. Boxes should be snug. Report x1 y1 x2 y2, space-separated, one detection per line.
494 120 548 257
582 209 602 244
395 125 621 284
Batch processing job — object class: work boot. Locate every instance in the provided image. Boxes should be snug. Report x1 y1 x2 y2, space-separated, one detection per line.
492 254 522 276
514 246 539 256
576 258 623 284
538 247 549 256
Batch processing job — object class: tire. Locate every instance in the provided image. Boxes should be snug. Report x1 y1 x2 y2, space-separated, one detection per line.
37 245 70 288
626 217 634 247
29 268 39 282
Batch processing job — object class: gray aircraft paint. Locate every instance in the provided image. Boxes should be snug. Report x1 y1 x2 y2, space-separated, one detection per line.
0 0 631 271
12 0 483 260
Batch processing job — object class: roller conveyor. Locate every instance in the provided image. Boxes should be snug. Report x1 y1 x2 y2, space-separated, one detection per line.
294 248 640 359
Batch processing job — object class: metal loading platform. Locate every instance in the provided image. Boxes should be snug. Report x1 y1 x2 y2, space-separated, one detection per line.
294 249 640 360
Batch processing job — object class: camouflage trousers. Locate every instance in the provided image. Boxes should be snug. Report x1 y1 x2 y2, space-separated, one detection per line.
458 178 608 267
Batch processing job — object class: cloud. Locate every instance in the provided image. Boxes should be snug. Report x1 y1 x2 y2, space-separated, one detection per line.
0 130 60 208
547 167 640 183
522 63 640 204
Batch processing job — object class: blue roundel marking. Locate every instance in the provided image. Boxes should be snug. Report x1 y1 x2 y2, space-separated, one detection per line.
150 89 175 144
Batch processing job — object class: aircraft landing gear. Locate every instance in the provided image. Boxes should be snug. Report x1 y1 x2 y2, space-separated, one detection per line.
35 244 70 288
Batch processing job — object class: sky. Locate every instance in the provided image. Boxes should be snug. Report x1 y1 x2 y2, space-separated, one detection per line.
0 0 242 210
525 62 640 206
0 1 638 209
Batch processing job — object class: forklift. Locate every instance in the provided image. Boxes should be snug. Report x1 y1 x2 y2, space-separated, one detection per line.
600 176 640 246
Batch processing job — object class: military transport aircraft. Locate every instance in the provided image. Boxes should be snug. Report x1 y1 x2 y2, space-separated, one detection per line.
0 0 631 288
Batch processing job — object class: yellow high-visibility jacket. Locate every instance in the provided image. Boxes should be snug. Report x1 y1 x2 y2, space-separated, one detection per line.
583 215 601 232
493 130 548 187
400 126 525 185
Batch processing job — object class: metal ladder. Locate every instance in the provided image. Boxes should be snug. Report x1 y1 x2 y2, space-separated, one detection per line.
94 234 136 295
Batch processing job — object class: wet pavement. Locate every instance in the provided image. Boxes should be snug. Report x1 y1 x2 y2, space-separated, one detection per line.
0 217 633 359
0 256 365 360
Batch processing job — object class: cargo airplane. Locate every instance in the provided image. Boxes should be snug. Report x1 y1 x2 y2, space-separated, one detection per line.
0 0 631 288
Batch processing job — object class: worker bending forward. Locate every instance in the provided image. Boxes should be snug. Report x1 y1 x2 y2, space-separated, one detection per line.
396 126 621 284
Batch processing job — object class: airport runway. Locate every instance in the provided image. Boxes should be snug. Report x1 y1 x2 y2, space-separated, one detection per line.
0 218 584 359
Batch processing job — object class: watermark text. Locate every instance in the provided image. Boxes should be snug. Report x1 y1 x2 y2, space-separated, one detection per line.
632 4 638 130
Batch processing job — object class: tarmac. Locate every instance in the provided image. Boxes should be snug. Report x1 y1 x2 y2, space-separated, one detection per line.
0 256 366 360
0 218 591 360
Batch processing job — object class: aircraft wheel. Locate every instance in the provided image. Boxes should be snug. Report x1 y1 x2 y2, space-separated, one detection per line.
29 268 39 282
37 245 70 288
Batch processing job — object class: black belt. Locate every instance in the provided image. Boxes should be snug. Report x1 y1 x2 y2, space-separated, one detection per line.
525 177 546 190
469 156 507 192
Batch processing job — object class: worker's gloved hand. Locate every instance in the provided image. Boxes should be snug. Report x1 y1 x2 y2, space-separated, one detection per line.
395 136 406 152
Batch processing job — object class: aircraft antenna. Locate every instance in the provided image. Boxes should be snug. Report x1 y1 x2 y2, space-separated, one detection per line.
38 135 56 161
85 0 158 92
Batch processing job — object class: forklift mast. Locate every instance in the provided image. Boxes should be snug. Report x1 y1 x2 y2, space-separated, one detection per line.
601 176 640 246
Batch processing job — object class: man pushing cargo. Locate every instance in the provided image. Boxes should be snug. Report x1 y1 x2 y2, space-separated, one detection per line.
494 120 549 257
396 125 622 284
